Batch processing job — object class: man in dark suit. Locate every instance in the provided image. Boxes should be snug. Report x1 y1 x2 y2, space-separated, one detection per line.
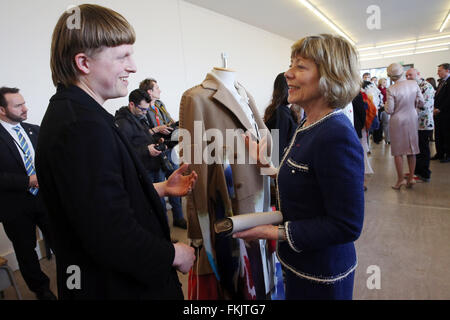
0 87 56 300
432 63 450 162
35 4 196 299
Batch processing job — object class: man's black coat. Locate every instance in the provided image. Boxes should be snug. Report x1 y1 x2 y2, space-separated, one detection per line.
36 85 182 299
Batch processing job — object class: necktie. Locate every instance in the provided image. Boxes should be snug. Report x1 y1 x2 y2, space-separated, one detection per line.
152 106 161 126
12 126 38 196
436 80 445 96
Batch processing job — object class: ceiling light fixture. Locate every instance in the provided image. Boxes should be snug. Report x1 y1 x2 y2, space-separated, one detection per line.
383 52 415 59
375 40 417 49
358 34 450 52
415 42 450 50
415 47 449 54
298 0 355 45
380 47 415 55
359 52 381 57
417 34 450 42
360 47 449 62
439 10 450 33
358 46 376 52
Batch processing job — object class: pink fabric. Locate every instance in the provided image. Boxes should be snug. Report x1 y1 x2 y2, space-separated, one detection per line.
385 79 424 156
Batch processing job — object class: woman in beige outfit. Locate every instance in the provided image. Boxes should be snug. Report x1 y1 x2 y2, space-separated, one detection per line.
386 63 424 189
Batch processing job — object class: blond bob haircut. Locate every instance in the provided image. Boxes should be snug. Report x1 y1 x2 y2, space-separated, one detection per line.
291 34 361 109
50 4 136 87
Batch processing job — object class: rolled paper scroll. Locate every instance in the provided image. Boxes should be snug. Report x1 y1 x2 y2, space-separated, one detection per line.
214 211 283 235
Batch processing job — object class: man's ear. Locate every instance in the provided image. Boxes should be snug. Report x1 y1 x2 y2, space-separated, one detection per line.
74 53 90 75
0 106 7 116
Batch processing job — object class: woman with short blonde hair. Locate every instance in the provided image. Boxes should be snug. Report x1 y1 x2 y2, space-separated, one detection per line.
235 34 364 300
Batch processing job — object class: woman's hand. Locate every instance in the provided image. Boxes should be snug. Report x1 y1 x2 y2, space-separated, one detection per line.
162 163 198 197
233 225 278 241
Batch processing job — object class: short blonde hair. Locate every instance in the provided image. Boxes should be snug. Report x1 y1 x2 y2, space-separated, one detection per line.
387 63 404 82
378 77 386 87
291 34 361 108
50 4 136 87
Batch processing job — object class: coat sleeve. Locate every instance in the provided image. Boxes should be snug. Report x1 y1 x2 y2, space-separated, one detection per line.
179 93 209 240
47 120 175 286
285 127 365 251
385 88 395 115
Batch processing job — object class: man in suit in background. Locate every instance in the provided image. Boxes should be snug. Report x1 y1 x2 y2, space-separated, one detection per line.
432 63 450 162
0 87 56 300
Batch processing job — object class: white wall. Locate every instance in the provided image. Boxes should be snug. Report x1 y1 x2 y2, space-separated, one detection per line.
360 50 449 81
0 0 293 267
0 0 293 123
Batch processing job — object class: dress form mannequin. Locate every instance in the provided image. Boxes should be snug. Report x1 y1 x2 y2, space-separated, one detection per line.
210 67 237 93
180 67 275 300
210 67 261 139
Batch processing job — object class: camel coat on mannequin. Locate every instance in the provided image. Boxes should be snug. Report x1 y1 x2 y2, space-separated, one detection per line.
179 73 272 278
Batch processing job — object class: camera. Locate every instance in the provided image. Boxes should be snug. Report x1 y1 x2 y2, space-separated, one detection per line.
155 143 167 152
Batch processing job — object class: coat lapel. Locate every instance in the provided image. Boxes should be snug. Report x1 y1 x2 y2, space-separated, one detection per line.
0 124 26 170
202 75 254 134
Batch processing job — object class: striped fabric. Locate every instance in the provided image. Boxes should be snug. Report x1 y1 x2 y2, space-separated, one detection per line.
12 126 38 196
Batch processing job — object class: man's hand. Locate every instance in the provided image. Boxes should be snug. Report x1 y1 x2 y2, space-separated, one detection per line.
152 125 173 135
164 163 198 197
434 109 441 116
29 174 39 188
148 144 162 157
172 242 196 274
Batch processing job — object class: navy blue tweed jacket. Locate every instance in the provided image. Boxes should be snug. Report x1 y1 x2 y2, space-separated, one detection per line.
276 110 364 283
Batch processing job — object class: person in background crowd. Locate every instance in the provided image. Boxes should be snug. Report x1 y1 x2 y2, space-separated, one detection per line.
352 92 369 191
264 72 299 163
432 63 450 163
378 78 390 144
139 78 187 229
426 77 437 91
114 89 167 189
371 76 378 85
235 34 364 300
385 63 424 190
405 68 435 182
36 4 196 299
0 87 56 300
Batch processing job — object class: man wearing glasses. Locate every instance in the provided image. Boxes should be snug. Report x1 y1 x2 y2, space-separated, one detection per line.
115 89 164 175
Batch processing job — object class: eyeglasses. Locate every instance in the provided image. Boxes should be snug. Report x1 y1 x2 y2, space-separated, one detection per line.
135 105 149 112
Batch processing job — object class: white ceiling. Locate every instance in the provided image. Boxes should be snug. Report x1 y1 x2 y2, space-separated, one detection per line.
184 0 450 47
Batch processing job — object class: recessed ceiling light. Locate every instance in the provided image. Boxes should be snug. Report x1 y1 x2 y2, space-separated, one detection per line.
416 47 449 54
376 40 417 49
380 47 415 55
298 0 355 45
439 10 450 33
417 34 450 42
